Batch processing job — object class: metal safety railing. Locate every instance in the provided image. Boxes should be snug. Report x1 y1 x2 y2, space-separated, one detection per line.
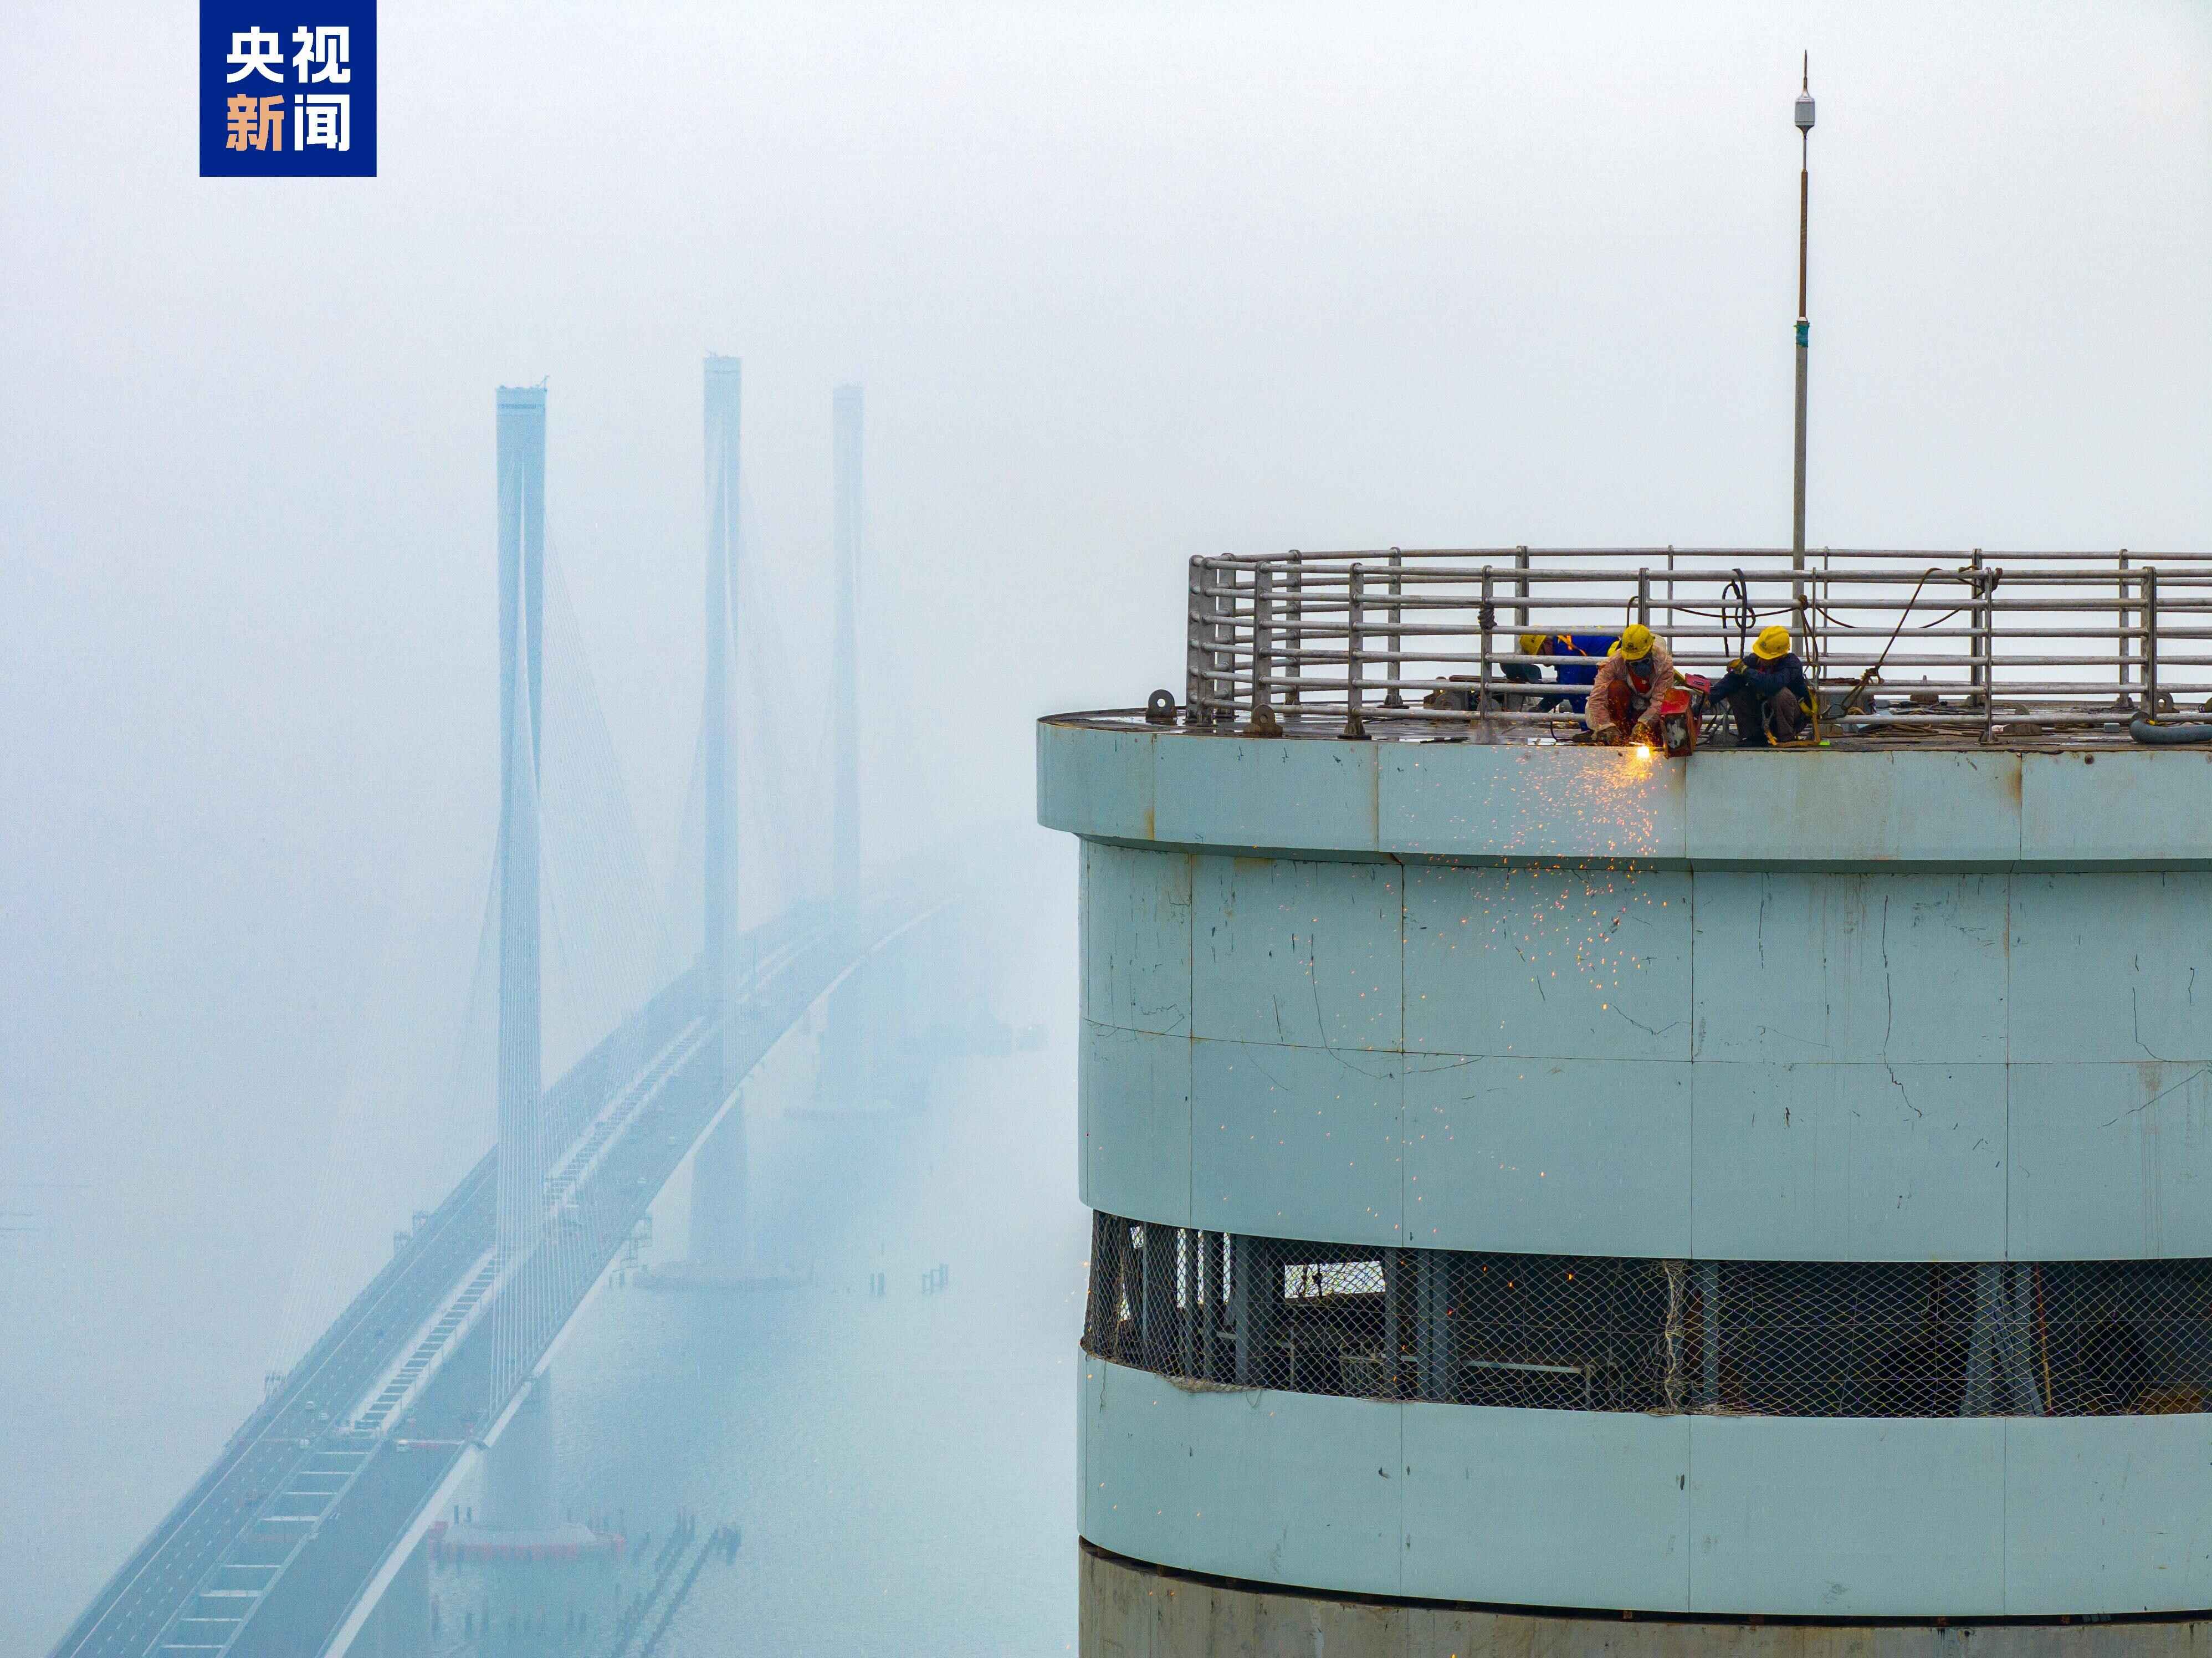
1179 547 2212 743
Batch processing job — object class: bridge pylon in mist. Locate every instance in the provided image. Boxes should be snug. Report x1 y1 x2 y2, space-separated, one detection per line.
485 384 558 1535
493 385 545 1273
680 354 757 1285
702 354 741 1071
817 382 877 1112
478 386 591 1562
483 1371 556 1531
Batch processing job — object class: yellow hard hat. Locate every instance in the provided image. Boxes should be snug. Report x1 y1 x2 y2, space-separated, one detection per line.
1753 625 1791 661
1517 632 1548 657
1616 624 1655 661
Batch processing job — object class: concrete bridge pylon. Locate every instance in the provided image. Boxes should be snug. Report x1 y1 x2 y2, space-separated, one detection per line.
480 1373 556 1533
686 353 752 1280
702 353 741 1069
667 354 771 1289
493 385 544 1272
818 382 874 1113
478 384 588 1560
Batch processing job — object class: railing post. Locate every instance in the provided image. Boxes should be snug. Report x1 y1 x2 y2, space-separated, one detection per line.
1210 563 1237 725
1383 547 1406 708
1966 550 1984 708
1794 575 1815 687
1479 566 1494 717
1255 564 1274 714
1286 551 1303 709
1637 568 1651 629
1514 546 1530 630
2145 566 2160 714
1810 549 1829 686
2118 550 2133 706
1340 564 1368 740
1243 564 1278 736
1184 557 1205 723
1204 564 1220 724
1981 564 1999 745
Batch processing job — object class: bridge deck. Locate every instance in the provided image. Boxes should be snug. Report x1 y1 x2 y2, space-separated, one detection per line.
51 889 940 1658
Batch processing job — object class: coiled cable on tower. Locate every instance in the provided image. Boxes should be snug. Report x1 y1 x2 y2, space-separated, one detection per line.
2130 717 2212 745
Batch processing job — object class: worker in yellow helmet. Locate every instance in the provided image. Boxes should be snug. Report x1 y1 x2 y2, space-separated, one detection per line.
1708 625 1811 746
1585 623 1677 745
1427 627 1621 714
1508 628 1617 713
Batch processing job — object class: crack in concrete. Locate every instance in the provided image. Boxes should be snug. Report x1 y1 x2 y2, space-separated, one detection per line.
1608 1004 1686 1041
1880 893 1895 1057
1882 1061 1924 1119
2100 1065 2210 1129
2131 986 2169 1062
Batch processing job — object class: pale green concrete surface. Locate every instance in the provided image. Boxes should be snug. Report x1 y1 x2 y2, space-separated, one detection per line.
1083 1360 2212 1619
1040 720 2212 872
1070 837 2212 1262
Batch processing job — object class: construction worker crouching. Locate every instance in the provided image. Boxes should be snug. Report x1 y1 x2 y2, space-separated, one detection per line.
1427 628 1620 715
1584 625 1676 746
1515 630 1616 714
1498 634 1547 698
1708 625 1811 746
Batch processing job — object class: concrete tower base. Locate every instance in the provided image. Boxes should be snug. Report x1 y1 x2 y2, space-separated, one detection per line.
483 1372 555 1533
688 1101 748 1271
1081 1546 2212 1658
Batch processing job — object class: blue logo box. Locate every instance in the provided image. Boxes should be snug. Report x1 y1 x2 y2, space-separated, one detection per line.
201 2 376 177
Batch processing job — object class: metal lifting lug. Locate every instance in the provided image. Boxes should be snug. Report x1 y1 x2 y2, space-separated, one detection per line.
1144 689 1177 725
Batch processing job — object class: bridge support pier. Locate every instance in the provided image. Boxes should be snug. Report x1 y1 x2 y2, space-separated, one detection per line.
687 1098 750 1276
484 1372 557 1534
351 1536 431 1658
649 1087 801 1290
443 1369 615 1647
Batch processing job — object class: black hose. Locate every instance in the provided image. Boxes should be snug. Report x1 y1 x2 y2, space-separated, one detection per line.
1723 570 1753 662
2129 717 2212 745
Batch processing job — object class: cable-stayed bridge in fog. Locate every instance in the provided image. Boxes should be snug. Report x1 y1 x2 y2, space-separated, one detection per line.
49 362 944 1658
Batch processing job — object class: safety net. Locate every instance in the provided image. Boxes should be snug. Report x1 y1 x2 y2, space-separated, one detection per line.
1083 1212 2212 1418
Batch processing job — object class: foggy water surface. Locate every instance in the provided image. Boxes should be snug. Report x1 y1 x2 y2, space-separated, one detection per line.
545 953 1083 1655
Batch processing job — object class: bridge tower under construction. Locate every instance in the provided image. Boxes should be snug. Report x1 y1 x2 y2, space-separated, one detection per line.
46 361 919 1658
682 352 752 1285
1043 544 2212 1654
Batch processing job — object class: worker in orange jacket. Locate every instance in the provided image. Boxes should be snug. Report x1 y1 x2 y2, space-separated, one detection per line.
1584 625 1677 746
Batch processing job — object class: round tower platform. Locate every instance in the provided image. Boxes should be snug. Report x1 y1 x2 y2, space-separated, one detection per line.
1042 714 2212 1650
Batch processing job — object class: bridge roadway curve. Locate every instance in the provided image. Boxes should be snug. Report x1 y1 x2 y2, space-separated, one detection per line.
50 890 933 1658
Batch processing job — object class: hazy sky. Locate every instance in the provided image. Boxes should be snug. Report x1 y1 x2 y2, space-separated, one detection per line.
3 2 2208 1649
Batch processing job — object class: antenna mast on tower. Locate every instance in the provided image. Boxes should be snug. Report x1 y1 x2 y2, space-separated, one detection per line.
1792 53 1816 613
